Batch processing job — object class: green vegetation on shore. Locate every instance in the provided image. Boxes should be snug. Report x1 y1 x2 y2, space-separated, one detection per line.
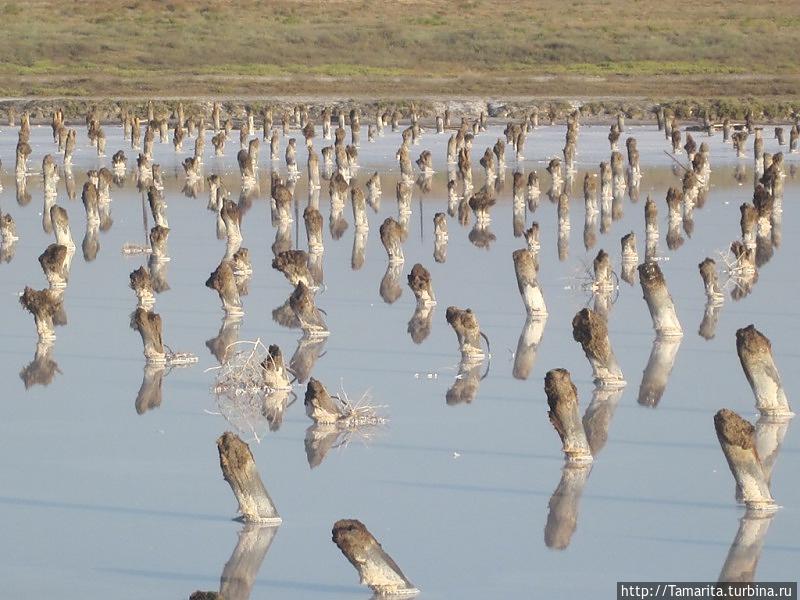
0 0 797 98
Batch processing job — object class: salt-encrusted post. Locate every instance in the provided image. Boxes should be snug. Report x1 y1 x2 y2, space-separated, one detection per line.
544 368 592 462
332 519 418 596
714 409 775 510
216 432 282 524
638 262 682 336
736 325 792 417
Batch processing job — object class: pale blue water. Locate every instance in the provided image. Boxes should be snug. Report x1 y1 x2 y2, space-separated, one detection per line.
0 119 797 599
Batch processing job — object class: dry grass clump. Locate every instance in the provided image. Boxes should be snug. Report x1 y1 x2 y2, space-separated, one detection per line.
566 260 620 296
330 383 388 428
207 339 386 442
209 339 278 397
206 339 294 442
717 247 756 278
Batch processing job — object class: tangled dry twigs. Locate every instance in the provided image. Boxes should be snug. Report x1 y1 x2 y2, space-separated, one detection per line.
209 339 281 396
207 339 386 443
331 383 388 428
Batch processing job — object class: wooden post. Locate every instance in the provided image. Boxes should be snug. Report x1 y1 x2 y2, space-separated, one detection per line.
289 282 328 337
129 266 154 309
714 409 775 510
131 307 165 363
50 205 75 250
445 306 484 360
638 262 682 336
216 432 282 524
332 519 418 596
261 344 291 390
699 258 724 304
272 250 312 288
39 244 69 288
544 368 592 462
20 287 59 341
380 217 405 263
736 325 792 416
406 263 436 307
206 261 243 316
571 308 625 387
513 249 546 316
304 377 342 424
150 225 170 261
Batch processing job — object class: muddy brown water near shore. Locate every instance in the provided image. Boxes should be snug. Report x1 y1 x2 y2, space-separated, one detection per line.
0 121 798 598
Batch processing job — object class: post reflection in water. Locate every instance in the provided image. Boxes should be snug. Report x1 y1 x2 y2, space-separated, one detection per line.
512 316 546 381
217 523 280 600
19 339 61 388
637 336 682 408
545 461 592 551
135 362 165 414
718 510 775 584
446 356 489 406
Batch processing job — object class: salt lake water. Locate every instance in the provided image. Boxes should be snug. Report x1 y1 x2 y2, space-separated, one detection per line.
0 117 797 599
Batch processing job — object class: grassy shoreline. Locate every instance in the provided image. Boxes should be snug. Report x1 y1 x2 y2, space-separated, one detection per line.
0 0 796 103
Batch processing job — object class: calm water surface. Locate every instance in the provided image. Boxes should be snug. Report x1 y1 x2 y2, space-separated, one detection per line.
0 119 798 599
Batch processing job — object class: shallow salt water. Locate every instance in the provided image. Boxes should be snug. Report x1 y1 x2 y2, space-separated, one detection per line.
0 119 798 599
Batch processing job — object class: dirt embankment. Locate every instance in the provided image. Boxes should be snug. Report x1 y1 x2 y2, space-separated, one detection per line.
1 94 798 127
